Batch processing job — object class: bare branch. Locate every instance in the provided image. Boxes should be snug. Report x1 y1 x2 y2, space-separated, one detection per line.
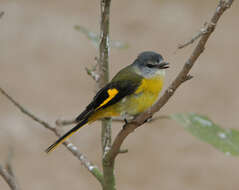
105 0 235 165
177 1 233 49
0 165 19 190
0 87 104 185
98 0 112 155
97 0 116 189
5 148 15 180
0 148 20 190
0 87 53 131
178 27 207 49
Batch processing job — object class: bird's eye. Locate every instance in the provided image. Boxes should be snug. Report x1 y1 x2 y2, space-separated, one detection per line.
146 64 155 68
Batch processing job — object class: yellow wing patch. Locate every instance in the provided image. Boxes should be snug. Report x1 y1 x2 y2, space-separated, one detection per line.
96 88 119 110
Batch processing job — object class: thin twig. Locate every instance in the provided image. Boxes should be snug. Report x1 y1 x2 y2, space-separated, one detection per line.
104 0 234 165
0 87 104 185
178 27 207 49
0 165 19 190
0 88 53 131
6 148 15 179
0 148 20 190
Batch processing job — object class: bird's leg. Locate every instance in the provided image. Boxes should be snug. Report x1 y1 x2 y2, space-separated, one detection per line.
124 118 128 124
143 116 152 123
122 118 128 130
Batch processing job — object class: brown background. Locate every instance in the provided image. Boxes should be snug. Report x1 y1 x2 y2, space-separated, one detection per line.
1 0 239 189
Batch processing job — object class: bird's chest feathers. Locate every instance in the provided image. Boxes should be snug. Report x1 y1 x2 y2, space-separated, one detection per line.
135 76 164 95
121 76 164 114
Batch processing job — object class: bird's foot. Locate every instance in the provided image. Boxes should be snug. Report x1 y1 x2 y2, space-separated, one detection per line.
143 116 152 123
122 118 128 130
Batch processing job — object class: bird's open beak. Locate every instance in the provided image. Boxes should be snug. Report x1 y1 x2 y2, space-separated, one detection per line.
157 61 169 69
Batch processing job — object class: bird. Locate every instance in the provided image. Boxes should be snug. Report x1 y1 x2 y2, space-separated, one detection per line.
45 51 169 153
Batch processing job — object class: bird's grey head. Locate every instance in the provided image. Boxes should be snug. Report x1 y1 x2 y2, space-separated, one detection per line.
132 51 169 78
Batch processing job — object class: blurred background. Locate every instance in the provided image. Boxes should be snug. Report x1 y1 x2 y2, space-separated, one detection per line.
0 0 239 189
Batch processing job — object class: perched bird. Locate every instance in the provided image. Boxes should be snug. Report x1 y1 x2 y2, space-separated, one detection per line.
46 51 169 153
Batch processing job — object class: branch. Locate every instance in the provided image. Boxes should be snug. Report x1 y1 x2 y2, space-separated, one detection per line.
97 0 116 189
105 0 234 164
85 59 100 82
0 149 20 190
5 148 15 180
178 27 207 49
0 166 19 190
98 0 112 156
0 87 104 185
178 0 234 49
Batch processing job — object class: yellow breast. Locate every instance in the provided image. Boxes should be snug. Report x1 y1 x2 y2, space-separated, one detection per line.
123 75 165 115
135 76 164 95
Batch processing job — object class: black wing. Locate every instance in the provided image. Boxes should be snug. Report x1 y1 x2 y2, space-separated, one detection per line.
75 80 140 122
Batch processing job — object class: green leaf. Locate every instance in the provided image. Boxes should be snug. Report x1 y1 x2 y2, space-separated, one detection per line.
170 113 239 156
74 25 129 49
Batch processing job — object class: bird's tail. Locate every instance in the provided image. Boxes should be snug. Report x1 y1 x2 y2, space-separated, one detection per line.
45 118 88 153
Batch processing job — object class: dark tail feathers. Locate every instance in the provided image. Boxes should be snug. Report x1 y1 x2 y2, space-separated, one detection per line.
45 118 88 153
